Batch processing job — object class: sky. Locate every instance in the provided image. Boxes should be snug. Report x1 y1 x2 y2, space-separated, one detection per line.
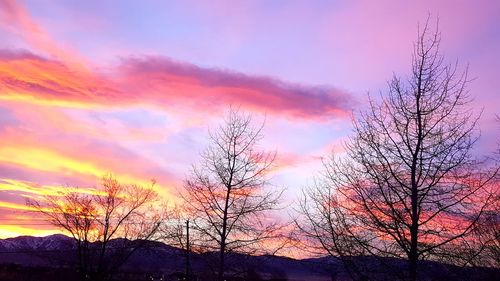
0 0 499 239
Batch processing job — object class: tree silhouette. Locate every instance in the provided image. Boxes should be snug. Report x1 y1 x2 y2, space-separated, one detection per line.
183 108 283 281
28 175 162 281
298 19 498 281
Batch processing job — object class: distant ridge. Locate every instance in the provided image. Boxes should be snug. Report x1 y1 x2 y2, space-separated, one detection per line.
0 235 498 281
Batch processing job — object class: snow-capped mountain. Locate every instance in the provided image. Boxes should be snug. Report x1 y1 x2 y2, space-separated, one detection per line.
0 234 75 251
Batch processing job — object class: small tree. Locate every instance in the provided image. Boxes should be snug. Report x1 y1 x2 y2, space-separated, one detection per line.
28 190 97 280
28 175 162 281
298 20 498 281
183 109 283 281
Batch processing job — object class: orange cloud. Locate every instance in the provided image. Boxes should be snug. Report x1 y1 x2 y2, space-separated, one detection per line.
0 200 62 238
0 50 116 109
0 145 103 177
0 178 102 197
0 224 62 239
0 134 176 200
0 200 38 212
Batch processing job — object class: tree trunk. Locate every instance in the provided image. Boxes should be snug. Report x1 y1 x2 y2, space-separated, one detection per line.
218 185 231 281
409 222 418 281
218 242 225 281
186 220 190 281
409 167 419 281
408 56 424 281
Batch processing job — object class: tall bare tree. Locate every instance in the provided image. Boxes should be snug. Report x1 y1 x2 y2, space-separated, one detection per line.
183 109 283 281
28 175 162 281
298 20 498 281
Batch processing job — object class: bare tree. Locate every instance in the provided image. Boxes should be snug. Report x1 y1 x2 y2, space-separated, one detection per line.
27 190 98 280
28 175 162 281
183 109 284 281
298 19 498 281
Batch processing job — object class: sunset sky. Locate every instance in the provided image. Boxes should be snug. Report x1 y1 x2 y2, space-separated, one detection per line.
0 0 499 238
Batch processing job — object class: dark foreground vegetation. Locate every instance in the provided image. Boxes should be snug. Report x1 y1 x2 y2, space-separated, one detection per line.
0 257 498 281
0 235 499 281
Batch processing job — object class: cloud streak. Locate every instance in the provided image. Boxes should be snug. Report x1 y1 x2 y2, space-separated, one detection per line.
119 56 354 118
0 122 179 198
0 50 354 119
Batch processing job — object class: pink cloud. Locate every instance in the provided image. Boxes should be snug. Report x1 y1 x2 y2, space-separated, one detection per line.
0 0 88 68
0 49 354 120
119 56 354 119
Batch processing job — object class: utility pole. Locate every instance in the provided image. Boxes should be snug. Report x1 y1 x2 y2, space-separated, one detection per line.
185 219 190 281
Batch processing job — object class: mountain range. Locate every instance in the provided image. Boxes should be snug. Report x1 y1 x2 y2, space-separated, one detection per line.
0 235 497 281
